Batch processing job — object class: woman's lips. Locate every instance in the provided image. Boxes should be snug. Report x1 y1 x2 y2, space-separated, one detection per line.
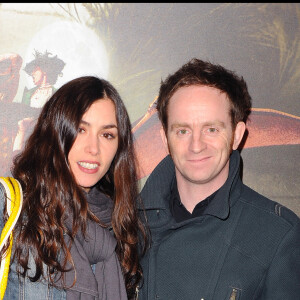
77 161 100 173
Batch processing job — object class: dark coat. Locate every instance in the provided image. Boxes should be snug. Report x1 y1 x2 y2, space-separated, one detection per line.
138 150 300 300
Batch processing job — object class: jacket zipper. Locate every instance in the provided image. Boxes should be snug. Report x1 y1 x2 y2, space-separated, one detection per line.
229 288 238 300
135 286 139 300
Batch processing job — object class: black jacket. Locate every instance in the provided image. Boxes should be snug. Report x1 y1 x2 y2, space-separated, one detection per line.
138 150 300 300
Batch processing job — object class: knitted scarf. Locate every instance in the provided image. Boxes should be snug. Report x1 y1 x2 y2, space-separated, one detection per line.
62 188 128 300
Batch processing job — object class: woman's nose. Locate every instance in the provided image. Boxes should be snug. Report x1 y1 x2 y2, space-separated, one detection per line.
85 135 100 155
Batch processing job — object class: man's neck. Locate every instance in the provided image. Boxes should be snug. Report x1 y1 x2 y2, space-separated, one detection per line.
176 172 228 213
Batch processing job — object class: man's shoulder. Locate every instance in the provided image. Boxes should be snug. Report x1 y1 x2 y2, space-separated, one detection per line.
141 156 175 195
239 184 299 228
149 155 175 178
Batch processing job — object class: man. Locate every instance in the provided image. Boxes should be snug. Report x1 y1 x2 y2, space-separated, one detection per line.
138 58 300 299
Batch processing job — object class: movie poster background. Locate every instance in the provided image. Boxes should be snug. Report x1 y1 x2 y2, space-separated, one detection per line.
0 3 299 216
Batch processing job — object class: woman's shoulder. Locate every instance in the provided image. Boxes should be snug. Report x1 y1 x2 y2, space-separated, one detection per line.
0 180 5 202
0 181 6 229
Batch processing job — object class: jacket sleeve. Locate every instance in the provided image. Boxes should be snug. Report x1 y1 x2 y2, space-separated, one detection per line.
260 211 300 299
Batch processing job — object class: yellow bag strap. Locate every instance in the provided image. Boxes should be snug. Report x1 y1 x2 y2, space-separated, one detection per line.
0 177 23 300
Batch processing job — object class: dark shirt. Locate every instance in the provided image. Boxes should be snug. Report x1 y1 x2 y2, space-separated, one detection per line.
169 177 218 222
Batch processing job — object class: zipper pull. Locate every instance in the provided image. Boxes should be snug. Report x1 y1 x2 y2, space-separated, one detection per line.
229 288 237 300
135 286 139 300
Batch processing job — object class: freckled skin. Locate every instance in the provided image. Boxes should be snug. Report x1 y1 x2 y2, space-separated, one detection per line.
68 98 118 192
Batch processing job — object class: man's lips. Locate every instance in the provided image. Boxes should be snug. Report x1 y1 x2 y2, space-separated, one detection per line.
187 156 211 163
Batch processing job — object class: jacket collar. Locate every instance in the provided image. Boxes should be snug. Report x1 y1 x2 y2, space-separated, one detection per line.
205 150 242 219
140 150 243 220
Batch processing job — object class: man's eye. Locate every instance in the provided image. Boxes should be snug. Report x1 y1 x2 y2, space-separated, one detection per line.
208 128 217 132
178 129 188 135
205 127 218 134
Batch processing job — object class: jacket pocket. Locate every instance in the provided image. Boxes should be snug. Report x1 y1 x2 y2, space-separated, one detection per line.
225 287 241 300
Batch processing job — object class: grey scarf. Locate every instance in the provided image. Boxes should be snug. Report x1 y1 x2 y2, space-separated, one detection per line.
61 188 128 300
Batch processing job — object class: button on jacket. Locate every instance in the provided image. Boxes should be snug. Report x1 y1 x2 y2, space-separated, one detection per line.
138 150 300 300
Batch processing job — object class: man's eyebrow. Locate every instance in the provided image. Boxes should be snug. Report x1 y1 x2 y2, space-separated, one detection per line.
204 121 226 127
79 120 118 129
170 121 226 130
170 123 191 130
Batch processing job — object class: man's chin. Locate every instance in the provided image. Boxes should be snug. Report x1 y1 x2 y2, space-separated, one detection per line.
180 172 211 185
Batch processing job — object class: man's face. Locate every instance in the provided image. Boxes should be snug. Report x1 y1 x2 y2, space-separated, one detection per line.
162 85 245 191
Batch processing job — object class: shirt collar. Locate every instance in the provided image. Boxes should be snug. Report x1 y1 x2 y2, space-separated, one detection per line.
170 150 242 220
140 150 242 219
170 177 219 222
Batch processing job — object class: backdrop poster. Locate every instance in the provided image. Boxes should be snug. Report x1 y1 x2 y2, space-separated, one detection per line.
0 3 299 216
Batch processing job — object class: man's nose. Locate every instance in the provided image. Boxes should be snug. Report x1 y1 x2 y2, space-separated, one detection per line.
189 132 206 153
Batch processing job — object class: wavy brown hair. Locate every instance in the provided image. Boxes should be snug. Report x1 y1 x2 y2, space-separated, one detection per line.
10 76 147 297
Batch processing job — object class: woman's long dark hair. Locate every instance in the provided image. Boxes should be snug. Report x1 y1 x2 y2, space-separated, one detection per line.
10 76 147 297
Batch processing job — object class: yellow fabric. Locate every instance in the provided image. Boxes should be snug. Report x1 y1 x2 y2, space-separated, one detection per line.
0 177 23 300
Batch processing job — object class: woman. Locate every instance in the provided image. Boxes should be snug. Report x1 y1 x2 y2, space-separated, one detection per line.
0 76 147 299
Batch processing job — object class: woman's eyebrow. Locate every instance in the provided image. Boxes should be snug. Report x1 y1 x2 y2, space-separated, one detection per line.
103 124 118 129
79 120 118 129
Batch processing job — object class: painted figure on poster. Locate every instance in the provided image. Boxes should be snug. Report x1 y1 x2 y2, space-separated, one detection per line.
0 53 23 103
0 53 24 175
12 51 66 153
21 50 65 108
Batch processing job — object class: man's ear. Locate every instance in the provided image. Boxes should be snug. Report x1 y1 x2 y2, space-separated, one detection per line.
160 126 169 152
232 121 246 150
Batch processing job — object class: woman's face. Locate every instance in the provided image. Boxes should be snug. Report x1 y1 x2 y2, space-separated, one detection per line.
68 98 118 192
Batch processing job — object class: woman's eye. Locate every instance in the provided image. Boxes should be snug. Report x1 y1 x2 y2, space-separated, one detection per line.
78 127 85 133
102 132 115 139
